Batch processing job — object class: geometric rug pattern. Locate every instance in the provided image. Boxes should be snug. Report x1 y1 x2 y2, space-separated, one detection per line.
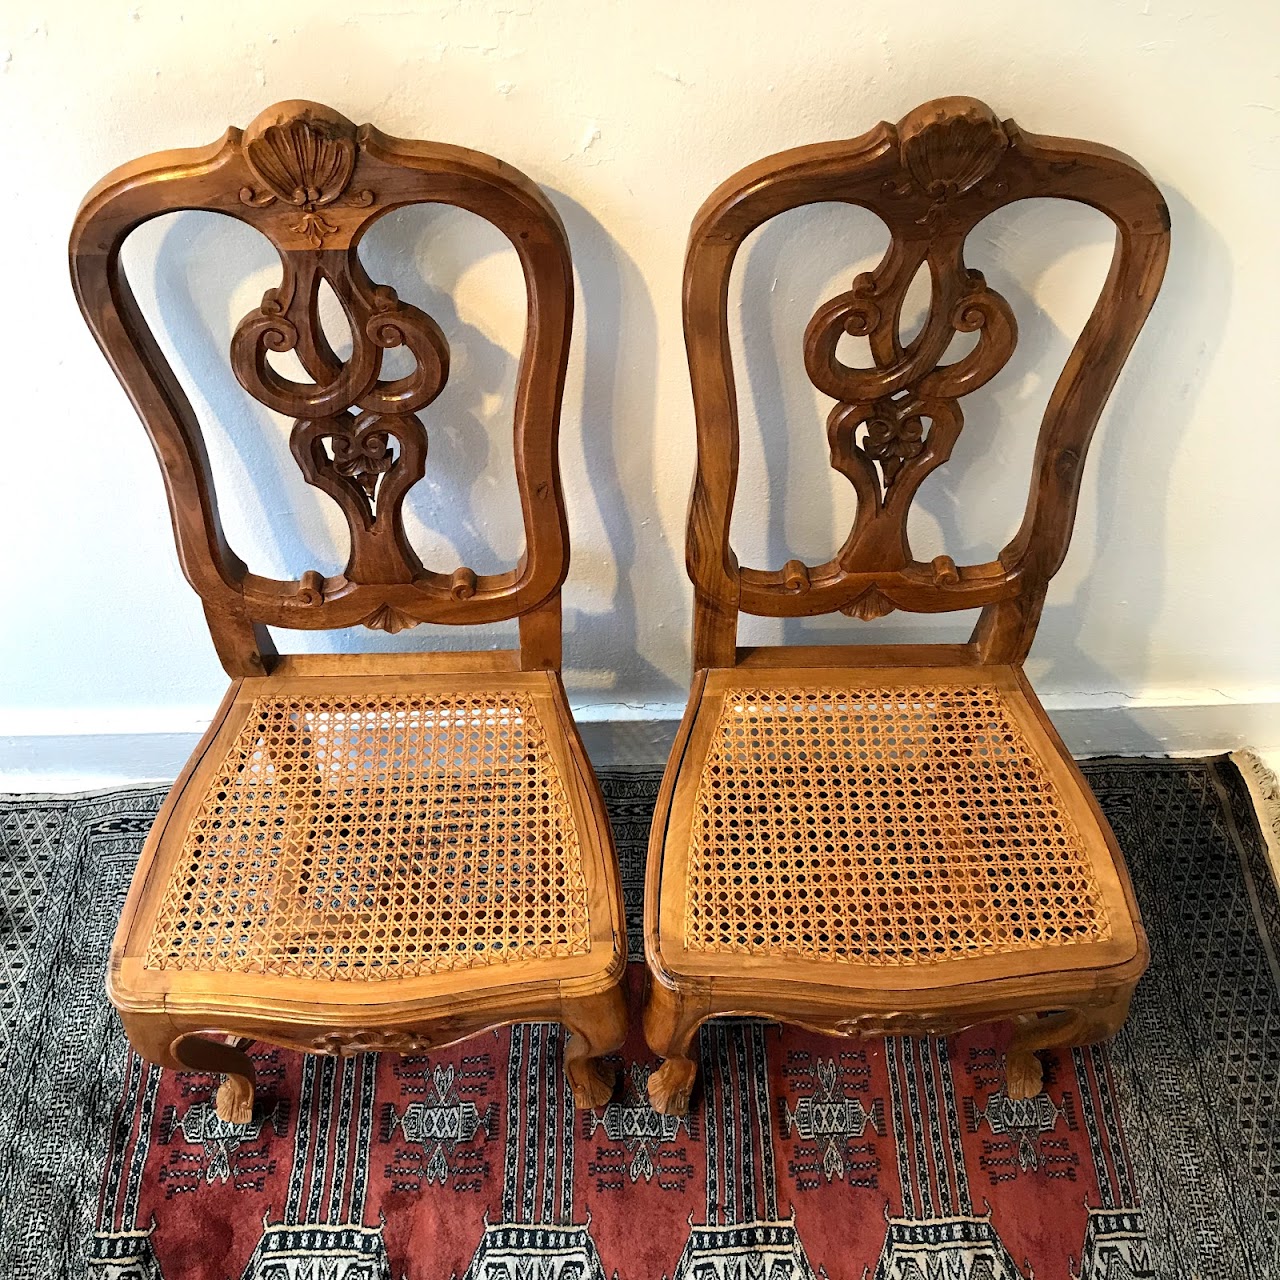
0 759 1276 1278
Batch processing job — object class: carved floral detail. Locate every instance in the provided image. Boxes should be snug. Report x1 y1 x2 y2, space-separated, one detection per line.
237 102 374 246
827 395 960 524
861 402 926 488
329 426 396 501
834 1010 969 1039
291 412 424 525
291 211 339 249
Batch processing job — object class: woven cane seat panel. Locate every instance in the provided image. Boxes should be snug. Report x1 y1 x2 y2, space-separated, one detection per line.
145 691 592 980
682 682 1111 967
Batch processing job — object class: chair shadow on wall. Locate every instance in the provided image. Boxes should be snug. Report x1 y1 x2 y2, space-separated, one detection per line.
732 186 1226 752
550 191 684 715
141 203 561 658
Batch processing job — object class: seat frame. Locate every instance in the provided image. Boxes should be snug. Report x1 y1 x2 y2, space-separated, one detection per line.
643 97 1170 1115
71 101 627 1120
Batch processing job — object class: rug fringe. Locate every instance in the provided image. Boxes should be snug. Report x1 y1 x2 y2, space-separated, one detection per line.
1230 749 1280 885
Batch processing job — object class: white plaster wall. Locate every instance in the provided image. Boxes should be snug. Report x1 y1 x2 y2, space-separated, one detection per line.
1 0 1278 780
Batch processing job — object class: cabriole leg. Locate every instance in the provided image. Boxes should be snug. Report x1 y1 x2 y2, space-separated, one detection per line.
118 1011 258 1125
643 979 705 1117
562 983 628 1109
1005 988 1133 1100
172 1033 258 1124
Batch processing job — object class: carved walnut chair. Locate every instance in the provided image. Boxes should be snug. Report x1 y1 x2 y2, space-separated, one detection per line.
642 97 1170 1115
70 101 627 1123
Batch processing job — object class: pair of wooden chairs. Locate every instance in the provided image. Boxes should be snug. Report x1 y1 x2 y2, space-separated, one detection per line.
71 97 1169 1124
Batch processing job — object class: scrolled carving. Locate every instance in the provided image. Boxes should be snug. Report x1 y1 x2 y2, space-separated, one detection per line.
782 559 810 593
924 272 1018 400
295 569 325 606
930 555 959 586
799 126 1020 593
449 567 478 601
227 135 454 599
355 283 451 417
231 259 448 422
232 285 377 420
807 272 882 354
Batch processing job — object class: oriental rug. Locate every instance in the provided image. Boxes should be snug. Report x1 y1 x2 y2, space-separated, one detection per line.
0 759 1275 1279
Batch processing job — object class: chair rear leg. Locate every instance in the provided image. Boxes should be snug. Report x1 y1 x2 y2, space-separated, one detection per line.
562 983 628 1109
643 979 705 1117
1005 988 1133 1100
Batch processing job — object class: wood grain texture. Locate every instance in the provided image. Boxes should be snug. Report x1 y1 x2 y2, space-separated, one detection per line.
73 101 625 1113
681 94 1170 670
645 96 1169 1114
70 98 575 672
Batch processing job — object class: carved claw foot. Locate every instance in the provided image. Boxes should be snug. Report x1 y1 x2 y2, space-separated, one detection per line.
215 1072 255 1124
171 1033 257 1124
566 1056 617 1110
647 1056 698 1116
561 983 628 1109
1004 1048 1044 1100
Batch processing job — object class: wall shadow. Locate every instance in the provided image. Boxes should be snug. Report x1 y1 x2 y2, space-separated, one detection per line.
1029 185 1229 693
549 191 682 706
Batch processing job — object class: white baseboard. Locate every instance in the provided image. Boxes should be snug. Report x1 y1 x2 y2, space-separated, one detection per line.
3 688 1278 792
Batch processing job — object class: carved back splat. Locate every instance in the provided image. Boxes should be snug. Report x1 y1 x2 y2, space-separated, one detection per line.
683 96 1170 669
71 100 574 674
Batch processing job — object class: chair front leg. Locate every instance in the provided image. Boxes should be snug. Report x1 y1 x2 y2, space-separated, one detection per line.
561 983 628 1109
1005 987 1134 1100
643 978 707 1117
172 1033 258 1124
119 1009 257 1124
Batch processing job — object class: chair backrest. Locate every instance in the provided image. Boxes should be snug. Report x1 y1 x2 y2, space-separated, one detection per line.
70 100 574 676
683 96 1170 670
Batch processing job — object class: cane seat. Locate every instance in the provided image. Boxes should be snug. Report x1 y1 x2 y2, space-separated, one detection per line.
654 666 1140 986
130 672 612 993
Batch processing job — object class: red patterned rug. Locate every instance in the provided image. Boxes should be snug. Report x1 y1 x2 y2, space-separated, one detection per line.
94 963 1141 1279
9 761 1277 1278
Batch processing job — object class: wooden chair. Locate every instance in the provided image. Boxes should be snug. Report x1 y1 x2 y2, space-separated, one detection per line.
642 96 1170 1115
70 101 627 1122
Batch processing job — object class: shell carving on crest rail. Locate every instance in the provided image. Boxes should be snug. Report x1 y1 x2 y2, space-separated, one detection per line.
227 102 459 627
238 102 375 247
787 99 1021 621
